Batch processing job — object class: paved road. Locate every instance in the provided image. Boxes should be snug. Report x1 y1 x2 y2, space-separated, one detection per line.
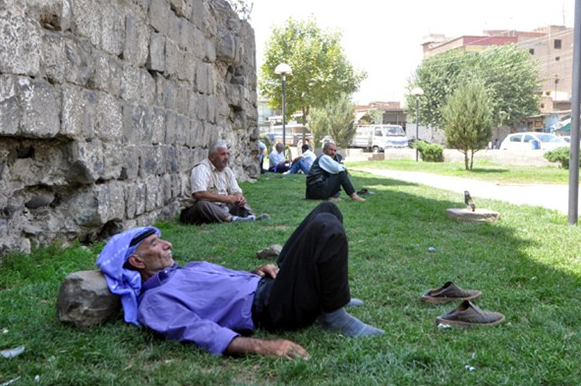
353 167 579 215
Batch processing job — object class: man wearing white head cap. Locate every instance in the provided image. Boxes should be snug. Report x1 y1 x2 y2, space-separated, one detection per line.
96 203 383 359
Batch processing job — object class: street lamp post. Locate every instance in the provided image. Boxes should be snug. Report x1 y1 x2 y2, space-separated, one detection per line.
275 63 292 150
411 87 424 162
554 74 560 109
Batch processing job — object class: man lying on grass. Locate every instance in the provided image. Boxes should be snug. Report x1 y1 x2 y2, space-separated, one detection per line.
96 202 383 359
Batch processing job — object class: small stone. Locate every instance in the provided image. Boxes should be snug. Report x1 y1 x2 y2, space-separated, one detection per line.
256 244 282 259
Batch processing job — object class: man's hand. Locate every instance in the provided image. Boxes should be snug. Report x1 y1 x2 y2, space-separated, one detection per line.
225 337 310 360
252 264 279 279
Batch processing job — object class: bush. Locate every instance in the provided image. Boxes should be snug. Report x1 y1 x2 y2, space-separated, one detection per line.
414 140 444 162
544 146 578 169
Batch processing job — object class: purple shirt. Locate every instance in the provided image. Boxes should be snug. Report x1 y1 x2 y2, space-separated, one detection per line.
137 262 261 356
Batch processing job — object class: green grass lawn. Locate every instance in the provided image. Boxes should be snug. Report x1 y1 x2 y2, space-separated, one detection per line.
347 158 571 185
1 169 581 385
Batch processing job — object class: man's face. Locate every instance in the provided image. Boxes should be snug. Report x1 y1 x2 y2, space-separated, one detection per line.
209 147 229 171
276 144 284 153
133 234 175 274
323 143 337 158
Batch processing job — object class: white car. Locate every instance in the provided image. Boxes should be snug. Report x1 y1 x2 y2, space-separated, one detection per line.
499 132 569 151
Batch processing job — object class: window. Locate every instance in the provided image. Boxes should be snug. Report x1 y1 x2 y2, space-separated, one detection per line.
375 129 383 136
556 56 560 61
510 134 523 142
523 135 534 143
554 39 562 49
529 48 535 55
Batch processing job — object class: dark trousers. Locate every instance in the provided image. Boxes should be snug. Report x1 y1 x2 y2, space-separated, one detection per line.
253 202 351 331
306 171 356 200
180 201 252 225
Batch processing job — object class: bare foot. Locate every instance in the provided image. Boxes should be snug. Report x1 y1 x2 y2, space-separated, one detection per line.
350 194 366 202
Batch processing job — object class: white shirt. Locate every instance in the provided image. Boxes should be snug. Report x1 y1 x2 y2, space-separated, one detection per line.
302 150 317 170
318 154 346 174
269 150 286 170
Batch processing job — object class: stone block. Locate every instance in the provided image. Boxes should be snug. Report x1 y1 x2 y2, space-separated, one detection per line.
70 0 101 47
100 4 124 56
164 110 177 144
68 187 103 227
42 33 66 84
149 0 169 35
135 180 146 216
121 65 142 103
122 103 145 145
446 208 501 223
102 142 124 180
66 140 104 184
150 107 167 144
95 92 123 142
164 146 179 173
56 270 121 327
124 14 149 66
27 0 72 32
139 145 163 177
89 55 122 96
0 75 20 136
18 77 60 138
62 36 94 87
121 145 140 180
195 62 215 94
0 10 41 76
61 83 97 139
175 114 189 146
147 31 166 73
97 181 126 223
216 33 240 64
165 40 182 78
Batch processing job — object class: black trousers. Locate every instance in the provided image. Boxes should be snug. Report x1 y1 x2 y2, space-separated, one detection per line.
253 202 351 331
306 171 356 200
180 201 253 225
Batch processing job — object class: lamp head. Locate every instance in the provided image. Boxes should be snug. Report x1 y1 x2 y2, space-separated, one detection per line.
275 63 293 76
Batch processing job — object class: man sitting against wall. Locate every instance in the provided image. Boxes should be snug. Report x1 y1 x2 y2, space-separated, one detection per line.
180 141 269 224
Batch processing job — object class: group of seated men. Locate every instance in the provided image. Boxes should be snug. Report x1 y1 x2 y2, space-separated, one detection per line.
95 140 377 360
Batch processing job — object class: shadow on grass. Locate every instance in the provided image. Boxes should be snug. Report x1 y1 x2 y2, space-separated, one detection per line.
1 171 580 385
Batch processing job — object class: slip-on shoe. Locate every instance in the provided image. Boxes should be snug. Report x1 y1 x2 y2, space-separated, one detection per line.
435 300 506 327
421 281 482 304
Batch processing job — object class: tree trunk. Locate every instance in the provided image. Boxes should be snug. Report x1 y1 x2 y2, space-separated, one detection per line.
464 151 469 170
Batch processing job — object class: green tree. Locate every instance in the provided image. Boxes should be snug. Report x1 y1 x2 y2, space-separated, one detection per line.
259 16 366 128
406 44 541 130
442 80 493 170
309 94 356 149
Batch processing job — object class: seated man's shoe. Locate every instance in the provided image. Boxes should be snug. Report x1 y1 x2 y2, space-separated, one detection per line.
435 300 505 327
282 171 291 175
255 214 270 221
421 281 482 304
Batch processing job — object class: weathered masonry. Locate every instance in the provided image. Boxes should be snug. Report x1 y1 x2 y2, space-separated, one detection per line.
0 0 259 254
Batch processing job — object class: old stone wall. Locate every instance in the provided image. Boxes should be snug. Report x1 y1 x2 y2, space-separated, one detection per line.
0 0 259 254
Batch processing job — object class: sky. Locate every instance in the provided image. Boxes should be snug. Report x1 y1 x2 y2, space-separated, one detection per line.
248 0 575 105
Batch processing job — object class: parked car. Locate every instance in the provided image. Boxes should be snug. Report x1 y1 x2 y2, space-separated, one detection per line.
499 132 569 151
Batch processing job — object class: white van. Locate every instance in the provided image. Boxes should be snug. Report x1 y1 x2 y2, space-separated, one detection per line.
350 125 408 151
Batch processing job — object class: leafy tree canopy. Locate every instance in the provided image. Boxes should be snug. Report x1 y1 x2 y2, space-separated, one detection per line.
259 16 366 123
309 93 356 149
405 44 541 129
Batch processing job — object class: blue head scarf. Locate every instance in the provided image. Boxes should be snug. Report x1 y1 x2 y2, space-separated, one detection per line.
95 226 160 326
